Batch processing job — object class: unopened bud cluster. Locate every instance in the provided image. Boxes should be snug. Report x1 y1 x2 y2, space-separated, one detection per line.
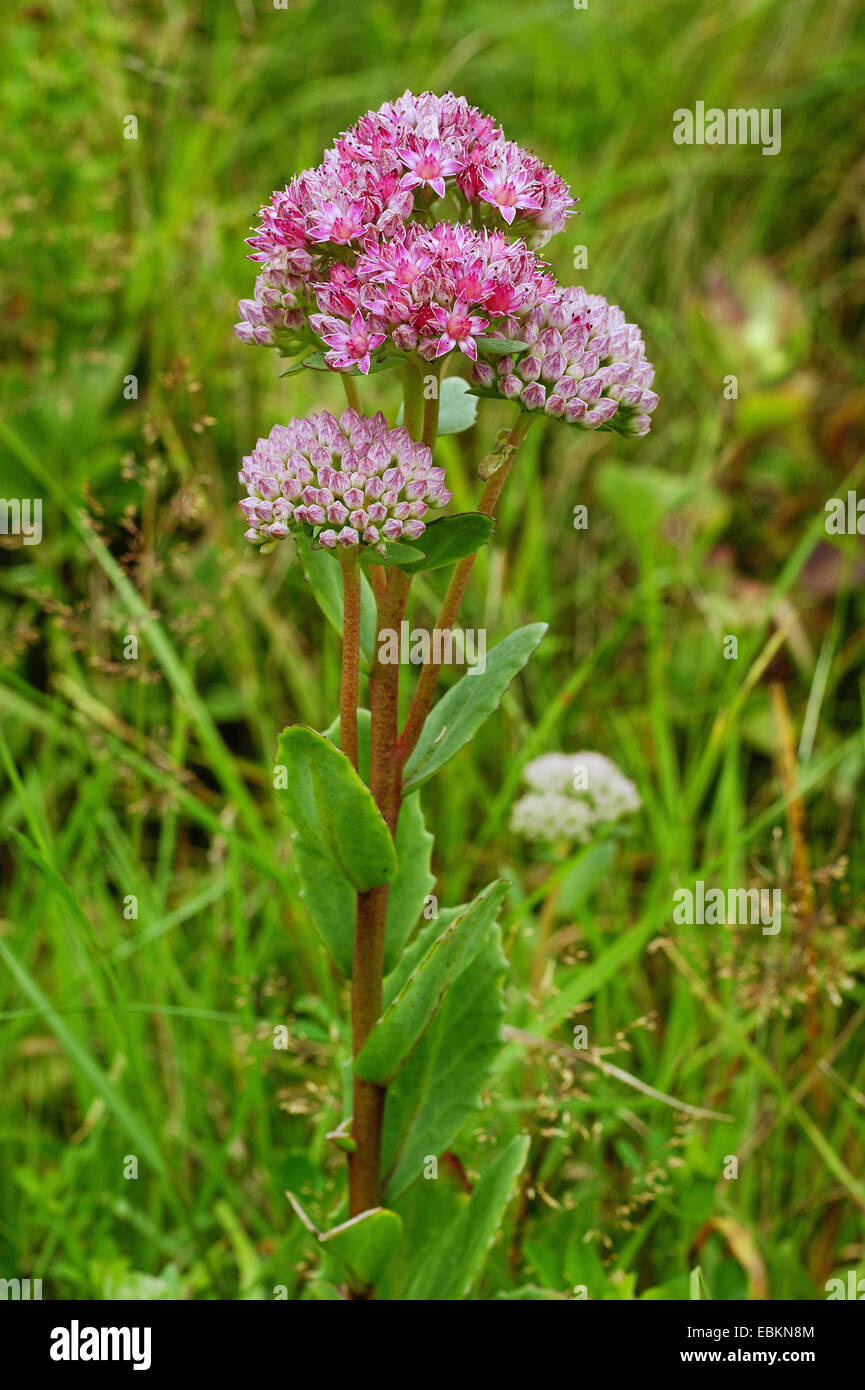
472 288 658 436
239 408 450 552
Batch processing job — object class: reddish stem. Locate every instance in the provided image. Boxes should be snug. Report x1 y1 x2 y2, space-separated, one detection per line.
348 567 411 1238
339 549 360 772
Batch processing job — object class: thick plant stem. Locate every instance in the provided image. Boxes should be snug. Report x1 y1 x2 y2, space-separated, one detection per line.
367 564 386 603
341 373 361 412
398 412 534 764
421 359 443 450
348 567 412 1239
401 360 424 441
369 567 411 833
339 550 360 772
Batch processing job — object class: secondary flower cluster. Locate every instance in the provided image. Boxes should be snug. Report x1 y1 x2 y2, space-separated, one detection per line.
511 751 641 845
239 408 450 551
235 90 575 362
472 287 659 436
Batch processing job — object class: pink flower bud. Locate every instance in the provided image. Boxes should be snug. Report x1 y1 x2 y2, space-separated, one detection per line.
520 382 546 410
499 374 522 399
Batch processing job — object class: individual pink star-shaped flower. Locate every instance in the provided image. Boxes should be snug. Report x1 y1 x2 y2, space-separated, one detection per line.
312 309 386 374
397 138 463 199
430 302 488 361
478 167 542 225
307 199 367 245
454 257 495 304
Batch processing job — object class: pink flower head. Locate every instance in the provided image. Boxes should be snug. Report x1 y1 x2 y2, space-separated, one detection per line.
398 137 463 199
236 92 577 361
239 409 451 552
310 308 386 374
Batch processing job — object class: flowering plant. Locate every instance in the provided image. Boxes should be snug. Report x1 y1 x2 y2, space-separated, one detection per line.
236 91 656 1300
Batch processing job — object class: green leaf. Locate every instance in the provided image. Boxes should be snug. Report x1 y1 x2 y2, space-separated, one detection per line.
288 1192 403 1289
384 793 436 974
318 1208 403 1287
405 1135 530 1300
381 903 462 1003
301 350 403 377
356 881 509 1083
278 355 318 377
402 623 548 792
397 376 478 435
302 712 434 977
400 513 494 573
381 920 508 1201
361 540 425 568
475 337 529 355
276 726 396 891
293 838 355 977
322 708 372 780
387 1169 465 1299
437 375 479 433
296 535 376 665
467 384 507 400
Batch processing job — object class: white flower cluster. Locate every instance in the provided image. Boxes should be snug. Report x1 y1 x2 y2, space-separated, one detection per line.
510 751 641 844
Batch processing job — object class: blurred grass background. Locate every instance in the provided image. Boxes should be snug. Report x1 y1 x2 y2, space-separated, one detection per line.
1 0 864 1299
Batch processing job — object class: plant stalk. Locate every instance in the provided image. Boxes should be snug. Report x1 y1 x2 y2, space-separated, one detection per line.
341 373 361 412
348 567 412 1236
421 361 443 451
401 360 424 441
339 550 361 772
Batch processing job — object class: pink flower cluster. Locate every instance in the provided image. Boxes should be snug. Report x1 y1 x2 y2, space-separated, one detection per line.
235 90 575 360
310 222 556 370
238 408 451 551
472 287 659 436
249 91 574 258
336 91 575 236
